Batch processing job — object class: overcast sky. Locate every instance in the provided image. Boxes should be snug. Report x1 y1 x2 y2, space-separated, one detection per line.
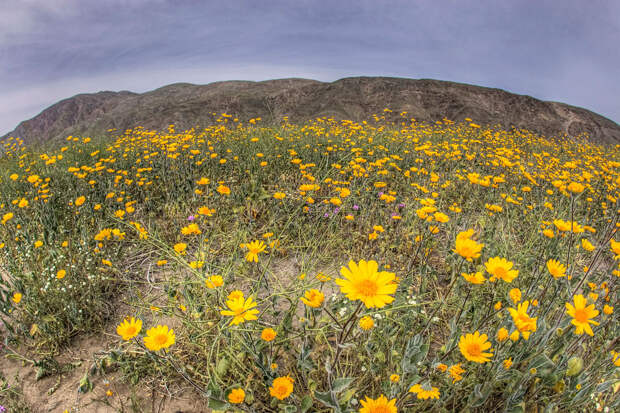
1 0 619 135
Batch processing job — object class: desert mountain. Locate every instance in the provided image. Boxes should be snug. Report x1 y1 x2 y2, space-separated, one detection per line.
4 77 620 145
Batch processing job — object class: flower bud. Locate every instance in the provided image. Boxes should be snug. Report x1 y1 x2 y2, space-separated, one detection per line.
566 356 583 376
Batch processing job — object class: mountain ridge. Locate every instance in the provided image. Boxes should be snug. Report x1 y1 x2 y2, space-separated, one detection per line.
4 77 620 145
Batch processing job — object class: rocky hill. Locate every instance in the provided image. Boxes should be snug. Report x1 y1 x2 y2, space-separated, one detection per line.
4 77 620 145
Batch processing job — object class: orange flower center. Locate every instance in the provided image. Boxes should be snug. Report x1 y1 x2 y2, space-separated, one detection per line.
467 342 481 356
155 333 168 346
574 308 589 323
494 267 507 278
357 279 378 297
372 406 391 413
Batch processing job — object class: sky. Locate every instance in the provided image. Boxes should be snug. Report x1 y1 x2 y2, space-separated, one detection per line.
1 0 619 135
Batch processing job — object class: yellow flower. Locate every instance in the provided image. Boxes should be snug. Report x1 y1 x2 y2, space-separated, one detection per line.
156 259 167 266
300 289 325 307
116 317 142 340
453 230 484 261
603 304 613 315
509 288 522 304
485 257 518 282
409 383 440 400
610 239 620 258
18 198 28 208
581 239 595 252
459 331 493 363
245 240 266 262
273 191 286 199
567 182 585 193
507 301 537 340
359 394 398 412
542 229 555 238
220 295 259 325
335 260 397 308
448 363 465 383
173 243 187 254
205 275 223 288
12 292 22 304
197 206 215 216
503 358 513 369
143 325 175 351
546 259 566 279
497 327 509 342
553 219 572 232
434 212 450 223
181 223 201 235
227 290 244 300
228 388 245 404
510 330 520 341
565 294 599 336
56 269 66 279
217 184 230 195
261 327 277 341
196 177 210 185
436 363 448 372
359 315 375 330
390 374 400 383
34 240 43 248
461 271 486 284
75 196 86 206
494 301 502 311
2 212 14 224
269 375 294 400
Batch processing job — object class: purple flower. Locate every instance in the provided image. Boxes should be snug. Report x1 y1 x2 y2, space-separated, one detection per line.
398 203 406 209
187 215 195 221
333 208 340 214
0 405 6 412
378 192 384 197
323 213 330 218
353 204 360 211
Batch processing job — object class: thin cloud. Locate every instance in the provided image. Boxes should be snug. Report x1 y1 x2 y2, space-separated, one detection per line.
1 0 618 134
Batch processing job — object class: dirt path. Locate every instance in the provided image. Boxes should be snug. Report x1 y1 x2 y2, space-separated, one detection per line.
1 335 209 413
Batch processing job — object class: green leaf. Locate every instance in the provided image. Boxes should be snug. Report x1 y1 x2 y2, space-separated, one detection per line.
78 372 93 393
401 334 428 373
339 387 356 405
215 357 230 376
469 383 492 407
207 398 228 410
314 390 340 410
301 395 313 413
332 377 353 393
529 354 554 370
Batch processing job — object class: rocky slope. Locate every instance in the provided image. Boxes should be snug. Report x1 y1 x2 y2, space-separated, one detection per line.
4 77 620 145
